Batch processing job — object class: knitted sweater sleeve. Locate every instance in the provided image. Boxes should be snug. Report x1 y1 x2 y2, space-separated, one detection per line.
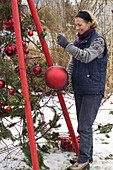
65 37 105 63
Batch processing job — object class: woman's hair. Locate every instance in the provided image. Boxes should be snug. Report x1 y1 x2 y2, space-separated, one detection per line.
76 10 98 28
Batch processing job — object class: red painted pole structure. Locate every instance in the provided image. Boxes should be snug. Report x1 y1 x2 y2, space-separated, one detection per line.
11 1 40 170
27 0 79 155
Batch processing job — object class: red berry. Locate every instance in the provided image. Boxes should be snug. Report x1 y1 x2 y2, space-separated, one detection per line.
33 65 42 75
28 30 33 36
6 106 12 112
0 80 5 88
9 88 15 95
24 49 29 54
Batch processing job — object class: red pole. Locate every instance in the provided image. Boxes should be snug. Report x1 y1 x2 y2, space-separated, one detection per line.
11 1 40 169
27 0 79 155
57 93 79 154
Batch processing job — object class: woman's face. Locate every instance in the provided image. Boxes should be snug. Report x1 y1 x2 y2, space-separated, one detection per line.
75 17 91 35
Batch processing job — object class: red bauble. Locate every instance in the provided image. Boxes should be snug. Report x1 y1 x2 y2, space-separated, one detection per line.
9 88 15 95
24 49 29 54
5 44 16 56
15 66 19 73
33 65 42 75
0 26 2 30
59 136 74 151
3 17 14 30
0 80 5 88
28 30 33 36
0 103 2 109
6 106 12 112
44 66 68 90
17 0 21 3
22 41 26 47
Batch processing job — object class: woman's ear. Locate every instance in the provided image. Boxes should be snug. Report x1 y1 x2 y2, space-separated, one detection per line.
88 22 92 28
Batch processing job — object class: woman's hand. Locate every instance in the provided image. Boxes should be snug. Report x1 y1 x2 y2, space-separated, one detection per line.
57 34 70 48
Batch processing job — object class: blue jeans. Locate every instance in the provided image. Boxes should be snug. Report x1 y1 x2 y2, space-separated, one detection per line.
74 94 103 163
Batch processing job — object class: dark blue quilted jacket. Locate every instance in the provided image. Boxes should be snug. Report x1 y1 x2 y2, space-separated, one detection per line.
72 31 108 96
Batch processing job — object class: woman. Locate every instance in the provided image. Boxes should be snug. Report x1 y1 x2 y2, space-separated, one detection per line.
57 10 108 170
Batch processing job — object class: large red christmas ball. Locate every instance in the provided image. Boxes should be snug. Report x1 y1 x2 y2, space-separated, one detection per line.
33 65 42 75
0 80 5 88
44 66 68 90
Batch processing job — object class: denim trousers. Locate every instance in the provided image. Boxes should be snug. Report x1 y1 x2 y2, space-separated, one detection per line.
74 94 103 163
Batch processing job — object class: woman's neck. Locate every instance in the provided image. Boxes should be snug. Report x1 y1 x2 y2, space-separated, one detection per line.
78 28 95 40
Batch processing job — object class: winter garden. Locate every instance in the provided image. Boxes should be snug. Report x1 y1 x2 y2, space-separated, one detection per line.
0 0 113 170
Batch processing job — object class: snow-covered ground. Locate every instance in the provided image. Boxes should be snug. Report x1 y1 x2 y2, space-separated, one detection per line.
0 93 113 170
43 94 113 170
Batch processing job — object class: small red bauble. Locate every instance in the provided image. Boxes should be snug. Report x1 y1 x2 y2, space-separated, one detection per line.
17 0 21 3
9 88 15 95
5 44 16 56
28 30 33 36
22 41 26 47
0 26 2 30
33 65 42 75
15 66 19 73
0 103 2 109
0 80 5 88
24 49 29 54
59 136 74 151
44 66 68 90
3 17 14 30
6 106 12 112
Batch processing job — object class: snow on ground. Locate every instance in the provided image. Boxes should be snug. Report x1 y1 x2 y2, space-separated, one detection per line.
0 93 113 169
